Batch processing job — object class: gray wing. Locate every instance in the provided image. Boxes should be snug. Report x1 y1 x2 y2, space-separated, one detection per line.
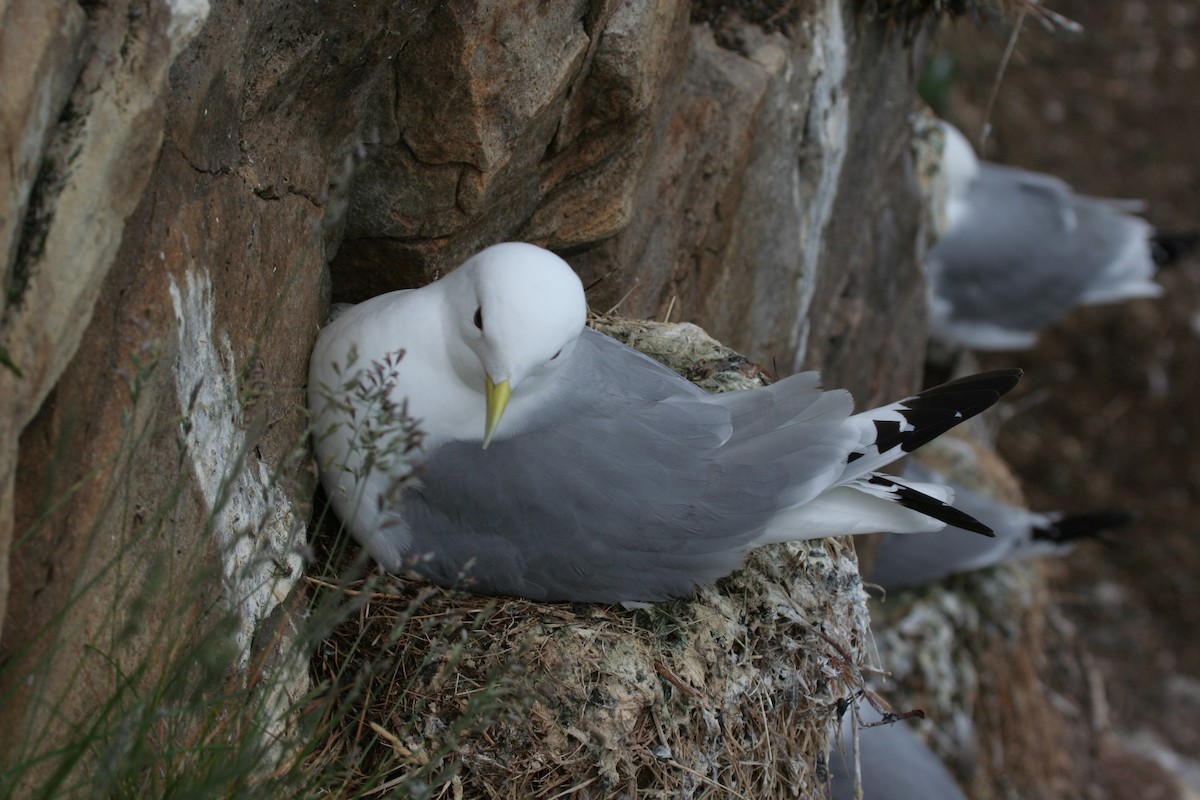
931 162 1154 335
869 461 1047 590
830 714 968 800
396 328 857 603
868 490 1018 591
870 463 1133 591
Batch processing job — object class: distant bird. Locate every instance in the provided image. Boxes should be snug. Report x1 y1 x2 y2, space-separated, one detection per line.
928 121 1167 351
309 242 1021 603
829 711 968 800
868 460 1132 591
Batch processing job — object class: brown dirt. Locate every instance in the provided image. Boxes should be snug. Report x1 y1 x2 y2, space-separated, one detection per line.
935 1 1200 795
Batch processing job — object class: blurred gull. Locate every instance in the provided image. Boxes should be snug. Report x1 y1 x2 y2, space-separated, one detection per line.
869 460 1132 591
928 122 1164 351
309 242 1020 603
830 711 968 800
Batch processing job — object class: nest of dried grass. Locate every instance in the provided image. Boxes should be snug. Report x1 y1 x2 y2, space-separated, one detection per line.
304 317 875 797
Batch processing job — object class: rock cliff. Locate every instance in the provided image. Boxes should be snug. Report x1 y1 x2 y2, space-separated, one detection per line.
1 0 944 793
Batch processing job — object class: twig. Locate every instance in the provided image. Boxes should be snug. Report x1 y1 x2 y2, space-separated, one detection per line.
664 760 754 800
979 5 1028 155
654 660 701 698
543 776 599 799
604 281 640 316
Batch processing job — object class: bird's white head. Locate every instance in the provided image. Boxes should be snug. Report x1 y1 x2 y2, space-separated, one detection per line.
444 242 588 447
939 121 981 210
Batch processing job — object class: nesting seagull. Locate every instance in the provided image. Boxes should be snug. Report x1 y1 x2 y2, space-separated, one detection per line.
928 122 1164 351
309 242 1020 603
868 460 1132 591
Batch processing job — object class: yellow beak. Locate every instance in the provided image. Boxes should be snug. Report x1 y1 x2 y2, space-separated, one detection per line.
482 376 512 449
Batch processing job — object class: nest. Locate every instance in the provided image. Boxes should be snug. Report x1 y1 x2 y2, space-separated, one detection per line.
305 317 874 797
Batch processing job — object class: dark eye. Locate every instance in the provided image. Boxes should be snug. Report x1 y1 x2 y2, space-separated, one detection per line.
473 306 483 330
550 348 563 361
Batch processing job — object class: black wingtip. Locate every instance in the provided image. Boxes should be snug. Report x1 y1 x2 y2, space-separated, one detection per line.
868 476 995 537
915 368 1024 401
1152 231 1200 267
875 369 1024 456
912 369 1027 410
942 508 995 537
1032 509 1136 544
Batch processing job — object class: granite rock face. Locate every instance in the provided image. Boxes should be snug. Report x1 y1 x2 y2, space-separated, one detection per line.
333 0 934 403
0 0 165 633
1 0 437 784
1 0 940 790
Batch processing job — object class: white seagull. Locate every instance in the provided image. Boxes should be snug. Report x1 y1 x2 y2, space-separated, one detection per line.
928 121 1163 351
308 242 1021 603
